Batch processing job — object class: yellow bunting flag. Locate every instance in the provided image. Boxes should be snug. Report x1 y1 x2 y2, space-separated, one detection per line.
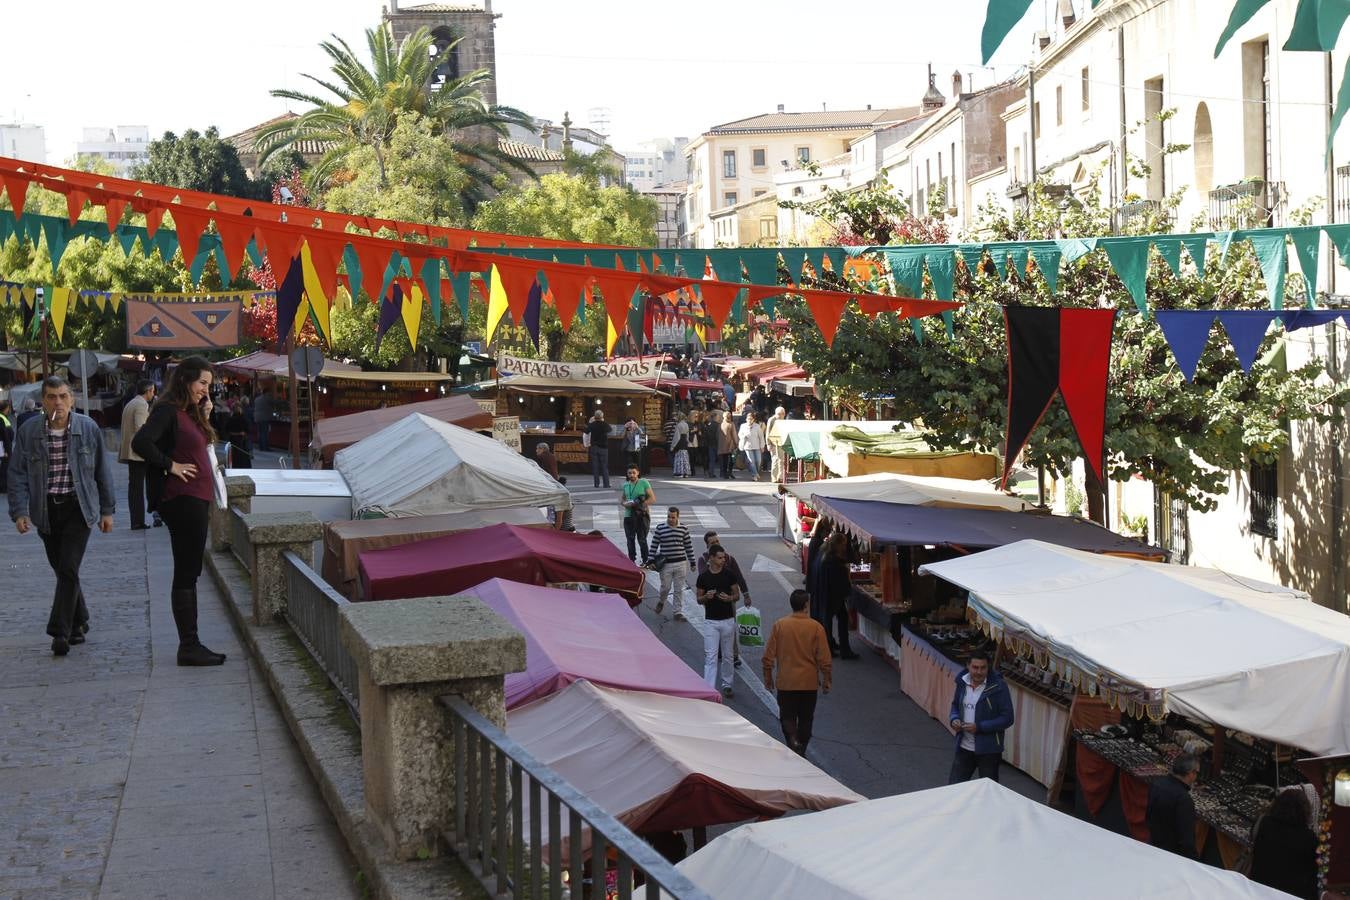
298 242 332 345
402 283 423 349
49 286 70 341
332 285 352 313
109 292 122 312
21 286 35 308
605 311 620 356
484 264 509 344
94 292 106 312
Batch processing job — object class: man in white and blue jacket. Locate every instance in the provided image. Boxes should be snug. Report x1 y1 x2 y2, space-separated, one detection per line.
947 649 1015 783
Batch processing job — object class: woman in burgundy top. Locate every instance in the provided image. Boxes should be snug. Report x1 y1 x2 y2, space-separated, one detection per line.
132 356 226 666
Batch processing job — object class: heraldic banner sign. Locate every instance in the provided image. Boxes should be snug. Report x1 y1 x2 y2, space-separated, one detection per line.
125 298 242 351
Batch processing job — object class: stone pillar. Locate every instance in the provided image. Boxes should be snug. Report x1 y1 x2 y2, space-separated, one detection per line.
210 474 255 551
242 511 323 625
340 596 525 861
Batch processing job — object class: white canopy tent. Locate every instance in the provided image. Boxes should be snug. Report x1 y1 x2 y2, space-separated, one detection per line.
783 472 1028 511
675 779 1289 899
334 413 570 518
921 540 1350 755
509 682 862 847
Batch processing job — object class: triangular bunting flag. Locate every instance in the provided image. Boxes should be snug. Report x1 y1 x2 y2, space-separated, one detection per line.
104 197 128 235
1057 308 1117 484
1215 310 1278 371
299 242 333 346
304 235 345 304
698 281 742 329
485 265 510 344
592 269 644 334
419 257 443 325
375 285 402 352
1029 246 1062 294
1154 310 1215 382
546 268 593 331
401 283 423 349
49 286 70 342
0 173 31 219
1243 230 1287 309
1181 235 1209 276
170 207 210 280
1101 237 1152 314
493 260 541 324
798 290 849 347
1153 237 1183 276
1287 226 1320 307
274 254 305 346
258 224 305 287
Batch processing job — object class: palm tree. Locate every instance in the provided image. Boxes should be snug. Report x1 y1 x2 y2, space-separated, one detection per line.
254 26 534 199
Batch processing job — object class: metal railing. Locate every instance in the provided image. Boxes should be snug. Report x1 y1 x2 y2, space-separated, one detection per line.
439 695 711 900
1337 165 1350 223
1208 179 1285 230
282 551 360 719
229 508 253 573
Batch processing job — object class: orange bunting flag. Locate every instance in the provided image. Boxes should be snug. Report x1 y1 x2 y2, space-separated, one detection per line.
0 172 30 219
65 190 89 226
257 223 305 286
697 281 742 329
215 218 255 280
492 261 541 322
545 268 595 331
592 270 644 334
104 196 127 234
799 290 849 347
170 207 211 276
304 235 346 302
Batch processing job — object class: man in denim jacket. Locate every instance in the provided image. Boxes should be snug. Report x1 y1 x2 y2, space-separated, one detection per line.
947 649 1015 783
8 376 116 656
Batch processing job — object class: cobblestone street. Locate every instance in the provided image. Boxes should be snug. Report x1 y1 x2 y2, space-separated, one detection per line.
0 464 360 899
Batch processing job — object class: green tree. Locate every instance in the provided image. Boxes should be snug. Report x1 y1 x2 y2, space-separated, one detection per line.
132 127 263 199
0 177 186 353
321 114 469 226
254 25 533 201
775 170 1345 513
472 172 658 247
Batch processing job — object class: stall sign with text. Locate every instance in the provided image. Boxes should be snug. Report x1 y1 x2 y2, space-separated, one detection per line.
492 416 522 452
498 352 657 381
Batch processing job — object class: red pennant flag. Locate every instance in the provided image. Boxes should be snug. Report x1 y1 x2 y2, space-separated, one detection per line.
1058 308 1117 484
65 190 90 226
305 235 346 302
592 269 644 333
698 281 742 329
170 206 210 273
394 276 414 301
355 241 395 303
797 289 850 347
257 223 305 287
544 268 594 331
215 218 255 281
143 205 167 237
856 294 899 316
493 260 542 323
0 172 30 219
103 196 127 235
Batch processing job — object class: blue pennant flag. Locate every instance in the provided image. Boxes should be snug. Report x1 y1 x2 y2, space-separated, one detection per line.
1215 310 1279 372
1154 311 1215 382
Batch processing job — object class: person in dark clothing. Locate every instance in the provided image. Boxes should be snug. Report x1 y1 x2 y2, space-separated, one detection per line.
1249 787 1318 899
133 356 227 667
1146 753 1200 859
586 411 611 488
224 399 251 468
0 398 13 491
534 442 559 479
947 650 1015 783
819 531 858 659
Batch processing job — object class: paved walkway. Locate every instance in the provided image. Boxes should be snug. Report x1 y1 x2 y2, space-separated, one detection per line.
0 465 361 899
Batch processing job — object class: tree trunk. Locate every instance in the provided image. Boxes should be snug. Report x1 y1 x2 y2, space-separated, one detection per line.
1085 464 1108 527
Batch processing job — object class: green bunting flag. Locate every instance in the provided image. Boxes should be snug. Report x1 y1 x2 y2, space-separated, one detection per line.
1246 230 1288 309
1029 245 1062 294
980 0 1036 63
420 257 444 324
926 249 956 300
1181 235 1209 276
884 247 926 297
1055 237 1098 264
1102 237 1152 314
1288 226 1321 307
1154 237 1183 276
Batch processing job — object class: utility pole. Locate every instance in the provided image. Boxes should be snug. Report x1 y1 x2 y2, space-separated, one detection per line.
1027 64 1037 184
37 287 49 378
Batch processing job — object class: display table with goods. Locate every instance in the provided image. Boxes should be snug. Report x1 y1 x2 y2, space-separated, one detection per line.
1073 722 1310 870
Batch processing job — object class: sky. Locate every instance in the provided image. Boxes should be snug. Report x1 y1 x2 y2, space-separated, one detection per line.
0 0 1047 162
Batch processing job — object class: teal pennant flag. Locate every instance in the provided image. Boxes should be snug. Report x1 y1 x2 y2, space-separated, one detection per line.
1246 230 1288 309
1101 237 1153 314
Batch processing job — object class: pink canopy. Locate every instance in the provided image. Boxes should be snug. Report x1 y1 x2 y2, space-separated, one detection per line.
464 579 721 709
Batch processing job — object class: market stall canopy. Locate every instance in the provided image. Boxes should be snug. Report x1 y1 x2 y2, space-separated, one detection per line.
216 350 359 379
920 541 1350 755
675 779 1287 900
771 377 815 397
335 414 568 518
317 370 455 385
508 682 862 845
765 419 901 451
786 473 1028 512
497 375 658 396
821 426 1000 479
358 523 643 601
320 508 546 601
311 395 493 465
816 496 1163 557
633 376 724 394
462 579 720 708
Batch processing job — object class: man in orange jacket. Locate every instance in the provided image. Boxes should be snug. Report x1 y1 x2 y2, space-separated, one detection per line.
762 589 832 756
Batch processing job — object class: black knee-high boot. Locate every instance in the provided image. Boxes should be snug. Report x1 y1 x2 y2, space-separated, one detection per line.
171 588 226 666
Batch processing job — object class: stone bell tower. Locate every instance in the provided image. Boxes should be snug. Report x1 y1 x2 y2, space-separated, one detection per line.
383 0 499 107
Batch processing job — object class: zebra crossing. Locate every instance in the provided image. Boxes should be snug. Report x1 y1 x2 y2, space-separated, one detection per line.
578 500 779 536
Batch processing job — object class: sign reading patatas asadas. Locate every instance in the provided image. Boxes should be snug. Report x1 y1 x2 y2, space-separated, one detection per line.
497 352 658 381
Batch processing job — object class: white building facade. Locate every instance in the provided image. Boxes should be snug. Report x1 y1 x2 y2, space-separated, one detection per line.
999 0 1350 612
74 126 150 176
622 137 689 192
0 123 46 163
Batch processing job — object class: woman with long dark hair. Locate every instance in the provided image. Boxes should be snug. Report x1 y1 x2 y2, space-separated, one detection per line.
1248 786 1318 899
132 356 227 666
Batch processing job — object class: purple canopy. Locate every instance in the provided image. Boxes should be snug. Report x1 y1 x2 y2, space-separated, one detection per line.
813 496 1165 558
463 579 722 709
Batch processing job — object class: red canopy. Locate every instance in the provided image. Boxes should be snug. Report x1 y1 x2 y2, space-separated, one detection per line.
358 523 645 601
464 579 720 709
